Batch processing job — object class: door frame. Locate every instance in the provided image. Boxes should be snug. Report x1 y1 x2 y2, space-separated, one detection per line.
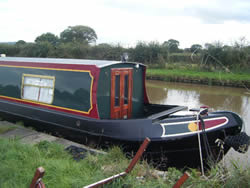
110 68 133 119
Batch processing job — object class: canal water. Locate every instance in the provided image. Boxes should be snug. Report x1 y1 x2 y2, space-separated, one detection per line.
146 80 250 167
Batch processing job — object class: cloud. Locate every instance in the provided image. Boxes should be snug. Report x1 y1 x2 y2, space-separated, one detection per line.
102 0 250 24
184 0 250 24
0 0 250 48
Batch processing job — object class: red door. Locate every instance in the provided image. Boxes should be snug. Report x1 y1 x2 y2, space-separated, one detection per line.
110 68 133 119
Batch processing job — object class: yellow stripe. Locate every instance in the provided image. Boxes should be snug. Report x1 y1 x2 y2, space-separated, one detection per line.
0 64 90 72
0 95 92 114
89 72 93 113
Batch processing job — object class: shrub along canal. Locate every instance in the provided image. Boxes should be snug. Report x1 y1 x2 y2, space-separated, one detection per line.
146 80 250 166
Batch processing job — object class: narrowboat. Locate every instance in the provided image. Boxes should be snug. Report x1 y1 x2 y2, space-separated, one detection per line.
0 57 248 169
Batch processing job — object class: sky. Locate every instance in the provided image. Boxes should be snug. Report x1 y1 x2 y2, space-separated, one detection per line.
1 0 250 48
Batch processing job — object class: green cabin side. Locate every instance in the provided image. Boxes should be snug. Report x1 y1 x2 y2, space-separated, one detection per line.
97 63 146 119
0 66 93 113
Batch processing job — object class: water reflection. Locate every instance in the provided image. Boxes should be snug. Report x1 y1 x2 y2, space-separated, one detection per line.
146 80 249 119
145 84 168 104
146 80 250 166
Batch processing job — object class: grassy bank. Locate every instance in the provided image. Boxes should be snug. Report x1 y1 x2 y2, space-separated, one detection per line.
146 68 250 88
0 138 249 188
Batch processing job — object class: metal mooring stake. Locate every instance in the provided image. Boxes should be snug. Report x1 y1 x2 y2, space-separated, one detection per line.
83 137 151 188
173 171 190 188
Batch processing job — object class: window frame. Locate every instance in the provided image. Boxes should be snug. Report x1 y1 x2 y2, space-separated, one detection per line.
21 74 56 104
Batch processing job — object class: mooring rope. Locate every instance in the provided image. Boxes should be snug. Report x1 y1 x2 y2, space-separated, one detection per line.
196 110 205 176
199 115 215 163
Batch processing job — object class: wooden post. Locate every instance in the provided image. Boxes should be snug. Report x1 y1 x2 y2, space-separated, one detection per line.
125 137 150 173
172 172 190 188
30 167 46 188
84 137 151 188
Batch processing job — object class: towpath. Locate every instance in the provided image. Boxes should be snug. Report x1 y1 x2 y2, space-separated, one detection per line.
0 120 104 155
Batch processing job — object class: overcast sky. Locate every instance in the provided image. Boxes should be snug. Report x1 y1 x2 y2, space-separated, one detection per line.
1 0 250 48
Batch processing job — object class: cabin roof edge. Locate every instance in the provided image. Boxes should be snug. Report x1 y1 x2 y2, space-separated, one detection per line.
0 57 145 68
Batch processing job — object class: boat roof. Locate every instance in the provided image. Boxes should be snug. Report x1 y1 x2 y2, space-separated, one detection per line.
0 57 144 68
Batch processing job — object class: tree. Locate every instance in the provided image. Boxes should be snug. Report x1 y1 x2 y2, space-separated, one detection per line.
60 25 97 44
190 44 202 53
204 43 213 50
163 39 180 53
18 42 54 57
35 32 59 46
0 44 19 56
16 40 26 46
130 41 164 64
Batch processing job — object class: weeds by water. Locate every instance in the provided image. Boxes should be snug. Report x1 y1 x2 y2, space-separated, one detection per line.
0 138 249 188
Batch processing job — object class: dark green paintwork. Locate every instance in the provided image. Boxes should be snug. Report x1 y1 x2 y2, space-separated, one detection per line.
163 123 190 136
0 67 21 99
0 67 92 112
97 63 145 119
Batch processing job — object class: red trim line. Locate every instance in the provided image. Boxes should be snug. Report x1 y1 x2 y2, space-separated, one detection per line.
0 61 96 71
199 118 227 130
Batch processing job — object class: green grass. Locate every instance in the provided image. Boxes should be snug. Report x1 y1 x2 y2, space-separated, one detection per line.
0 138 165 188
0 138 249 188
146 68 250 86
147 69 250 82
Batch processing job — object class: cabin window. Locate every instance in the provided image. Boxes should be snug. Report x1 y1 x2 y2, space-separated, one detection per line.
124 74 129 105
21 74 55 104
115 75 120 106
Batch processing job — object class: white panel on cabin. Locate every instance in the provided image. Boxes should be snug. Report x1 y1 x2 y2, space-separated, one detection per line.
24 77 41 86
39 88 53 104
40 78 54 87
23 86 39 101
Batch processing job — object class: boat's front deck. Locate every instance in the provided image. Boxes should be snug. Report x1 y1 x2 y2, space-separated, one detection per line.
143 104 188 121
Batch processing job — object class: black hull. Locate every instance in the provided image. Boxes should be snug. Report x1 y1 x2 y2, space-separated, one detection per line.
0 99 241 169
